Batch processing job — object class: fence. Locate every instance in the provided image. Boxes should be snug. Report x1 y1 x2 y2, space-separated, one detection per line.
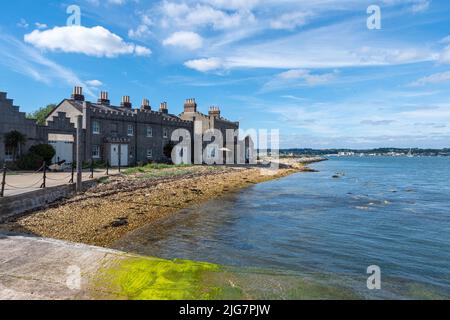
0 160 116 197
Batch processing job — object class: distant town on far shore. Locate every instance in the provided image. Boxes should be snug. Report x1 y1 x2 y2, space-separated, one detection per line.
279 148 450 157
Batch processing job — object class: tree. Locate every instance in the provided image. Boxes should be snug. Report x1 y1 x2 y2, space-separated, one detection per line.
4 130 27 161
29 144 56 165
27 104 57 125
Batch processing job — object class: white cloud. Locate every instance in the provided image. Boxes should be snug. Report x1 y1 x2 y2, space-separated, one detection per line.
17 19 29 29
108 0 126 4
160 1 255 30
270 11 312 30
192 17 437 72
441 36 450 44
24 26 151 58
200 0 261 10
261 69 337 91
278 69 336 84
88 0 127 5
439 46 450 63
0 33 95 97
35 22 48 30
128 14 154 40
410 0 430 13
86 79 103 87
184 57 223 72
163 31 204 50
410 71 450 86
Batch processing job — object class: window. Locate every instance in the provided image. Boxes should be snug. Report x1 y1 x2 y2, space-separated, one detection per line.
92 121 100 135
4 147 13 162
163 128 169 139
147 149 153 159
111 123 118 136
146 126 153 138
92 145 100 159
127 124 134 136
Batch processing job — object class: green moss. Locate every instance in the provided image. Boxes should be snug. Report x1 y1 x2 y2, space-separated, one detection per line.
124 163 192 175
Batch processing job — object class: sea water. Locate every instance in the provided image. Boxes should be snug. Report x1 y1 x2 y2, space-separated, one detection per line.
115 157 450 299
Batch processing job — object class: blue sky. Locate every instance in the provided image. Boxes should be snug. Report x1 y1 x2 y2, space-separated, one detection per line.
1 0 450 148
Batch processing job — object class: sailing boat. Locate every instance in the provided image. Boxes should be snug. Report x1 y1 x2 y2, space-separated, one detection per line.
407 148 414 158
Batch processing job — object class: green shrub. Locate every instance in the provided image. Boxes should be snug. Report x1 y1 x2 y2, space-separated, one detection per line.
16 153 44 170
29 144 55 165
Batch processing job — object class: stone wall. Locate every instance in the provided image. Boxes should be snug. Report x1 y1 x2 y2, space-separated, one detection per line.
0 92 44 163
0 180 98 222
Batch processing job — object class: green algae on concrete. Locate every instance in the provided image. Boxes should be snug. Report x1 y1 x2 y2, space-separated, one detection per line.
92 256 241 300
92 255 362 300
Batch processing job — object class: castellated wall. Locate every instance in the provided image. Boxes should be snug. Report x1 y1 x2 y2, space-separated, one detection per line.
0 92 45 163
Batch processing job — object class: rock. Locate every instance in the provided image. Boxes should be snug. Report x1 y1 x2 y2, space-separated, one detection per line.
110 218 128 228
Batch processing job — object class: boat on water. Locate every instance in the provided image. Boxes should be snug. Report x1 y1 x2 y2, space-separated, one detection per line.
407 148 414 158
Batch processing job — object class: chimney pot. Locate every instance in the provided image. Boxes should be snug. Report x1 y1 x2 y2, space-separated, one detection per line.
141 98 151 111
71 86 85 101
98 91 110 105
121 95 132 108
209 106 221 118
160 102 169 114
184 98 197 113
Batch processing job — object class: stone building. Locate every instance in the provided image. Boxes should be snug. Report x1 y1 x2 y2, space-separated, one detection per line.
0 91 46 163
1 87 252 166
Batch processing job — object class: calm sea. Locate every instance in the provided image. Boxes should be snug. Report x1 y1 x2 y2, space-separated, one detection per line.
115 157 450 299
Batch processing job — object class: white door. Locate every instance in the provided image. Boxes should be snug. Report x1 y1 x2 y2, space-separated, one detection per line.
120 144 128 166
110 144 119 166
49 141 74 165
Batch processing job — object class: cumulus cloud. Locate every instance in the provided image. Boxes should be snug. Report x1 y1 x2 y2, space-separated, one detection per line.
128 14 154 40
24 26 151 58
163 31 204 50
184 57 223 72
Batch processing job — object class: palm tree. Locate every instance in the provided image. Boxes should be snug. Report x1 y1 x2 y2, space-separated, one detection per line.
4 130 27 161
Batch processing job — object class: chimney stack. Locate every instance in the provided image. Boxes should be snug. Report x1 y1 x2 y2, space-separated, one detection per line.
121 95 132 109
98 91 110 105
160 102 168 114
184 98 197 113
71 86 85 101
209 106 221 118
141 98 151 111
